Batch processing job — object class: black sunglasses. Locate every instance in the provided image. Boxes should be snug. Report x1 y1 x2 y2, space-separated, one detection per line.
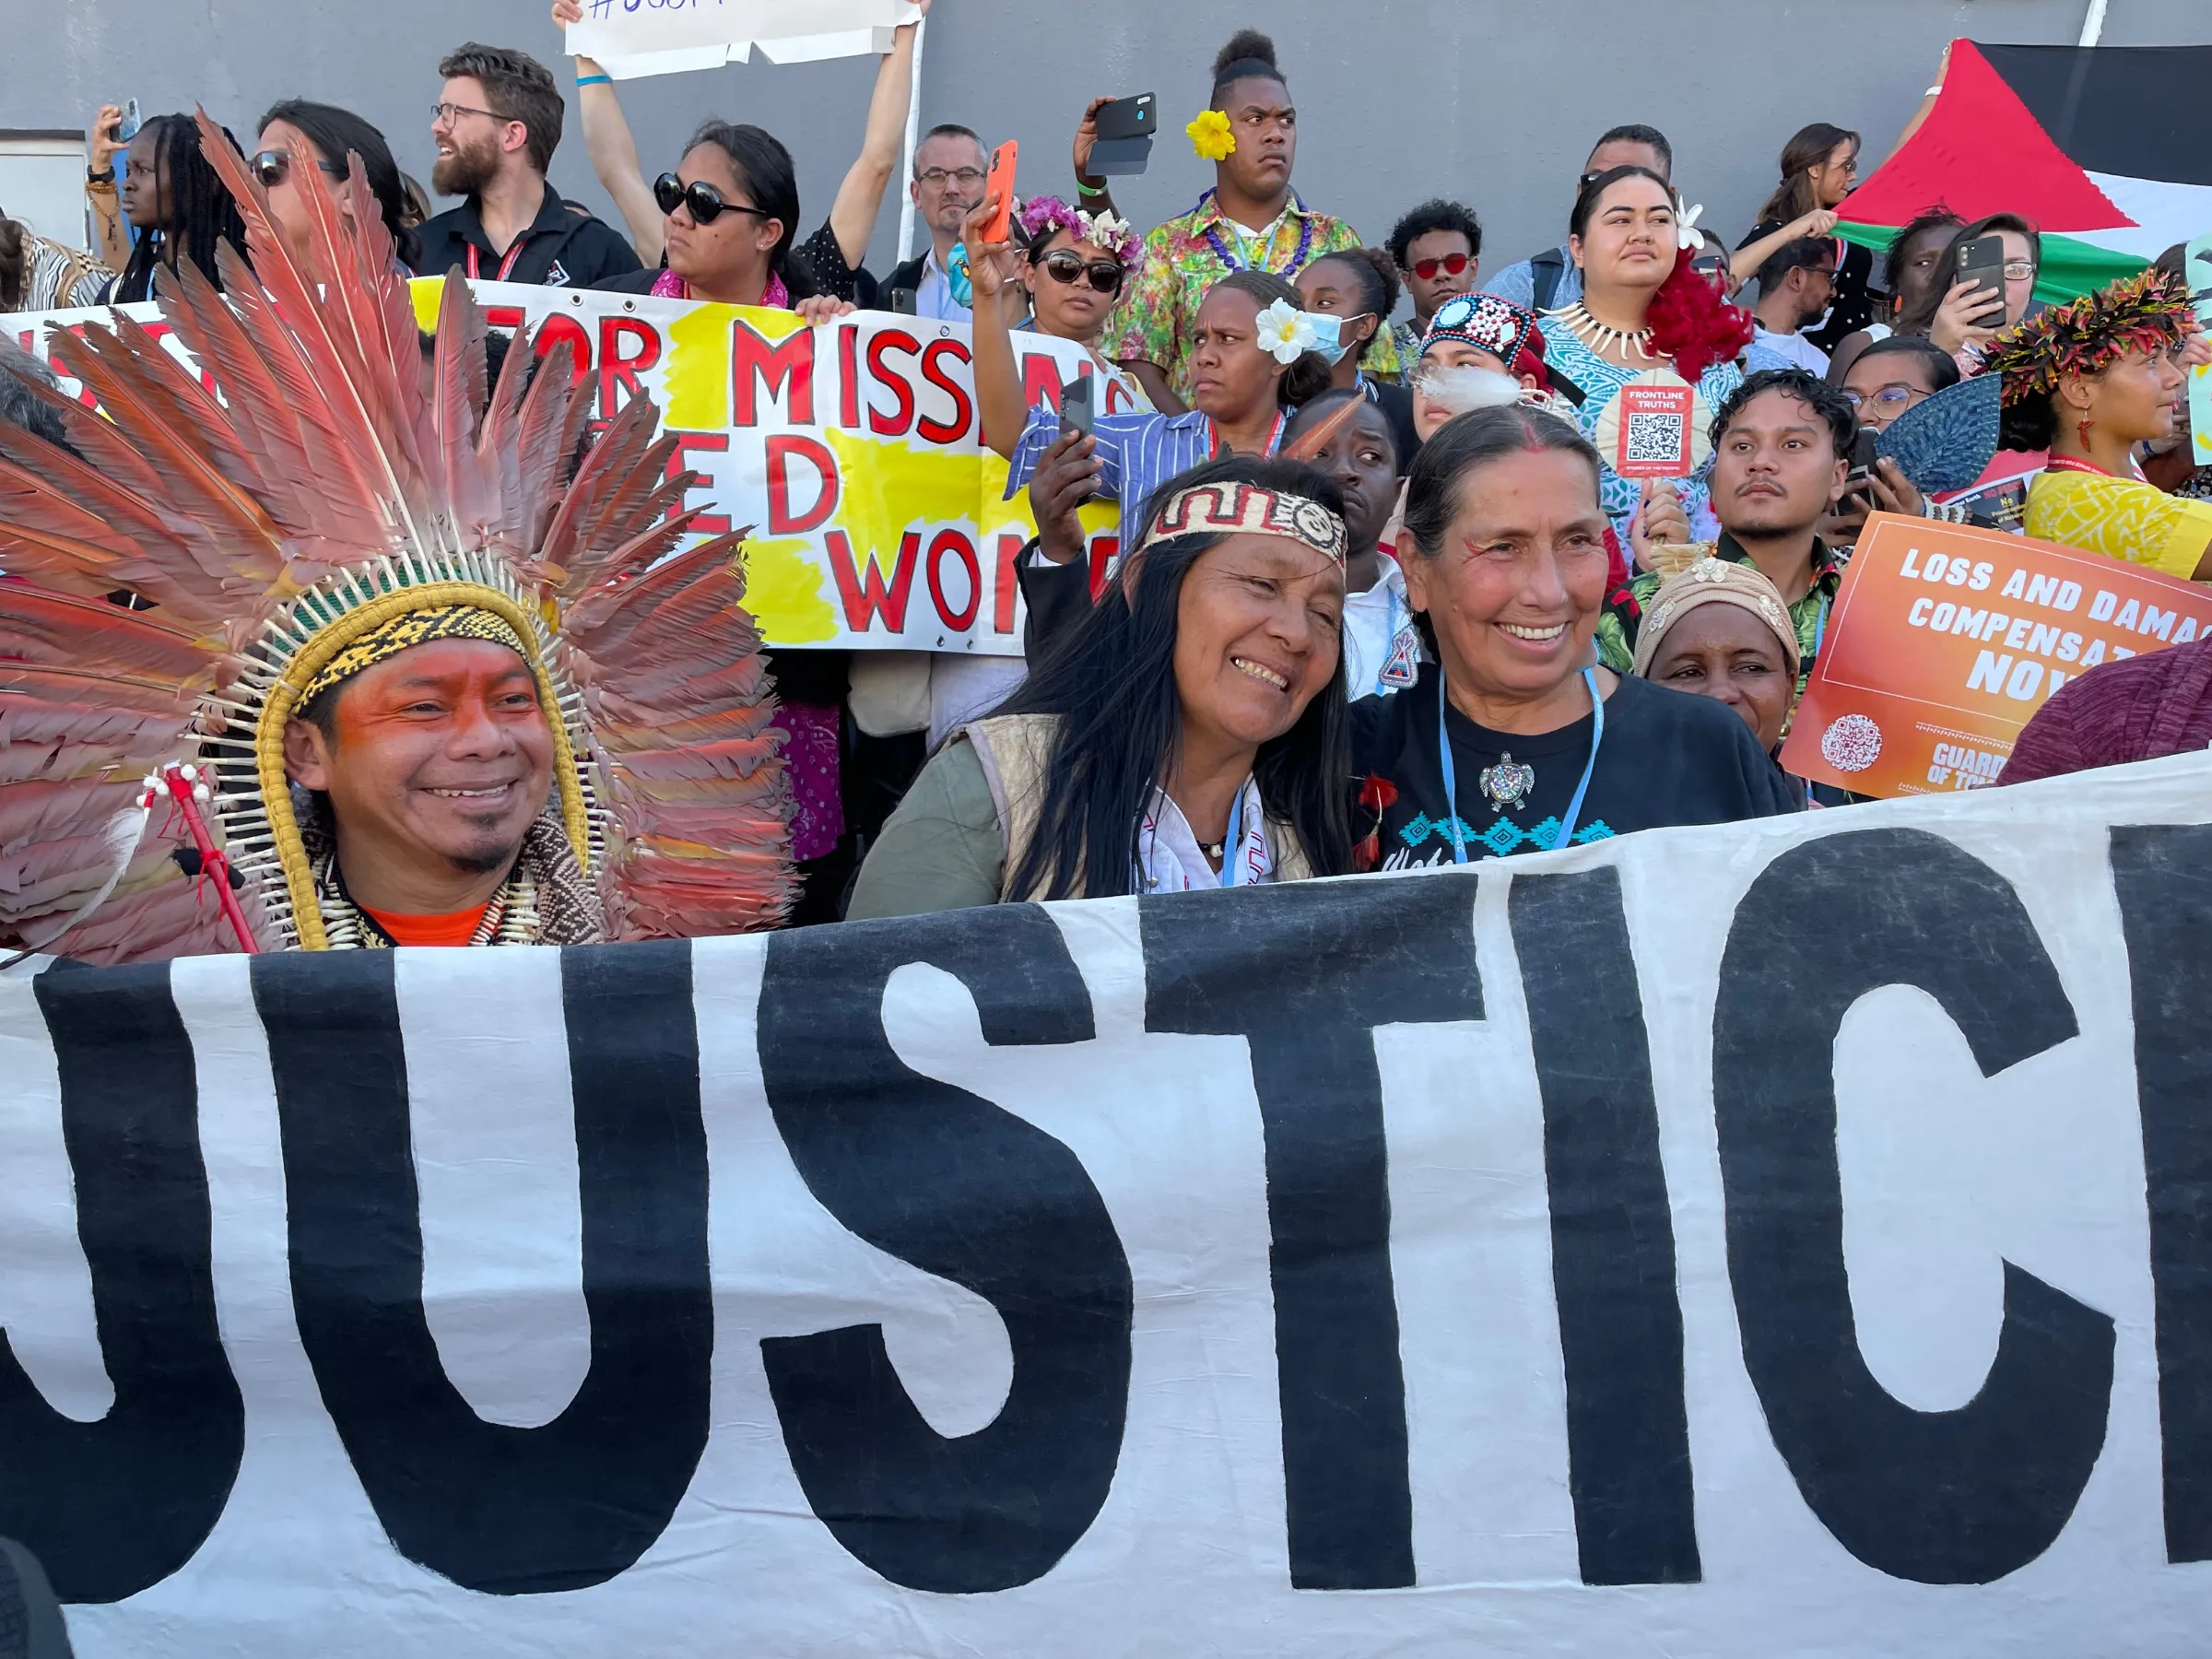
653 171 772 227
252 148 344 189
1038 250 1124 295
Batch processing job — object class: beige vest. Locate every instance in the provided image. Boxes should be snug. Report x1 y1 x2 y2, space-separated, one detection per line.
962 713 1316 902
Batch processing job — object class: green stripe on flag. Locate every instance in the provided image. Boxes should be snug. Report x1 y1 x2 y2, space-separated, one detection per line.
1837 221 2147 306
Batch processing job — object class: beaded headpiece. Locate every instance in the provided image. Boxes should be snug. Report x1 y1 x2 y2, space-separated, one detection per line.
1134 481 1348 566
1419 292 1578 401
1982 266 2197 407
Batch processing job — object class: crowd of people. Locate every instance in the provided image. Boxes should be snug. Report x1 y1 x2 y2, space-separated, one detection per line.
1 14 2209 962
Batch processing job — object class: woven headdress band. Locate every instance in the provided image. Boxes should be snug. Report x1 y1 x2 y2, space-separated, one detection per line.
1133 481 1348 566
1982 265 2198 408
297 604 535 704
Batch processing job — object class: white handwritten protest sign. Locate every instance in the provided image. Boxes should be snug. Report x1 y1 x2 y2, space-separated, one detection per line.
10 282 1129 656
7 754 2212 1653
564 0 923 78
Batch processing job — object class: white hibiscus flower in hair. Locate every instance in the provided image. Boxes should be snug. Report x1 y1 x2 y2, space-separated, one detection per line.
1079 209 1133 256
1254 298 1319 364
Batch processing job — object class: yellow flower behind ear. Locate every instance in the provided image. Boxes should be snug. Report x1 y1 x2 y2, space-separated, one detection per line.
1186 109 1236 161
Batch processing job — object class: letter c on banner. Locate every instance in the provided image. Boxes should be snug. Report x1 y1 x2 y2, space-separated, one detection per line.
756 906 1130 1594
1712 828 2112 1583
253 945 712 1594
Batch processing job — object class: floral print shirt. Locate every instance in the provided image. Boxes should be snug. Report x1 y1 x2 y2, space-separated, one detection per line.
1109 191 1394 402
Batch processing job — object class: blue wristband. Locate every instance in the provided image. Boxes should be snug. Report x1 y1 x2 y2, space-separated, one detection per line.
576 73 612 88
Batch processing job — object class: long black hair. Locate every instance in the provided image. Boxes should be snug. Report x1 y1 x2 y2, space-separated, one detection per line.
996 453 1354 900
116 114 249 302
257 99 420 268
682 120 818 300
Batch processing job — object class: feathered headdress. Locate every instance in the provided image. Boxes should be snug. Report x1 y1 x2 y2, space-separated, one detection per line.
1981 265 2197 406
0 111 794 962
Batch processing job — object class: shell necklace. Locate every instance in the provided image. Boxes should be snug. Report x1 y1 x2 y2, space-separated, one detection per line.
1547 300 1656 360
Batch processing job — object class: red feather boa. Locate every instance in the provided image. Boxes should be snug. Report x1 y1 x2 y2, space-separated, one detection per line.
1645 261 1755 385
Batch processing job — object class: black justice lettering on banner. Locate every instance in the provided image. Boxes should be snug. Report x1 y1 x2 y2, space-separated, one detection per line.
1509 869 1699 1586
1 963 242 1604
253 943 712 1594
756 905 1131 1594
1141 873 1481 1592
2112 823 2212 1564
1712 828 2112 1583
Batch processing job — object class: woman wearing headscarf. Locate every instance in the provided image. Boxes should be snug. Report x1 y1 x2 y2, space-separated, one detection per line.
848 454 1352 914
1631 557 1801 758
1350 406 1798 871
1983 267 2212 581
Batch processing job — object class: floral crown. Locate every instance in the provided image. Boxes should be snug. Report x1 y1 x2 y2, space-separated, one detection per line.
1015 194 1135 260
1981 265 2197 407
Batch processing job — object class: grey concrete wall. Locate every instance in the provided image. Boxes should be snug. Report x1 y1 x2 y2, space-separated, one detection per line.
9 0 2211 305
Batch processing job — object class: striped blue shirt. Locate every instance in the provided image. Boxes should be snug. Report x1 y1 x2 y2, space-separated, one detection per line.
1005 404 1284 531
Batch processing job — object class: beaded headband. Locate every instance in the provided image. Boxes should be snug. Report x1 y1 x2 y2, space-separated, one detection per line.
1134 480 1347 566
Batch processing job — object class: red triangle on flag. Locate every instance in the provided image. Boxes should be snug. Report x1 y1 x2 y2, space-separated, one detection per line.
1843 41 2134 232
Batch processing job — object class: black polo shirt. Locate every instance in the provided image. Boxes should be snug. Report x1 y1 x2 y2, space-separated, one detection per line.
410 181 641 288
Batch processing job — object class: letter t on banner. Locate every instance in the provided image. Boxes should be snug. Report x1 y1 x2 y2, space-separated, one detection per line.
1140 875 1484 1591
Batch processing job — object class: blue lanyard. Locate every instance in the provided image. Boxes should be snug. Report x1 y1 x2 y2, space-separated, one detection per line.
1218 787 1249 888
1434 666 1606 865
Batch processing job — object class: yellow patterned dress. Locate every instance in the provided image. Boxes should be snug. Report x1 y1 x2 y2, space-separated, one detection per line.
2024 464 2212 582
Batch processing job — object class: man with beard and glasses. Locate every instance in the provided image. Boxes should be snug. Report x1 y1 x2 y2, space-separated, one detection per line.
1744 237 1838 377
1603 369 1856 704
412 41 640 288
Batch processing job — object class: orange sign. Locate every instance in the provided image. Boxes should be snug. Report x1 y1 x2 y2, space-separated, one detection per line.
1781 512 2212 797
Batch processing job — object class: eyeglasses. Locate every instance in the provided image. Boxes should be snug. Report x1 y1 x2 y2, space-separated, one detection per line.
1839 382 1927 412
431 101 508 128
2000 259 2037 280
1038 250 1124 295
251 149 344 189
1408 252 1471 282
653 172 773 227
915 166 986 189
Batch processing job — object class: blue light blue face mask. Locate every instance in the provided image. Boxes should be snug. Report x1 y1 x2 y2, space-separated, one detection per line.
1306 312 1371 367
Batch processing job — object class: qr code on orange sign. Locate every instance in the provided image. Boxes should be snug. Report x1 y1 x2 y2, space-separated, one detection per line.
1625 411 1684 465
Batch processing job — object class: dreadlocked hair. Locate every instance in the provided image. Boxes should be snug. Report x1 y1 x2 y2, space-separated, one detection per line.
116 115 249 304
995 452 1353 901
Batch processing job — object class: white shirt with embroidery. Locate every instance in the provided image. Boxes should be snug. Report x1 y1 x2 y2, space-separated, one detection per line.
1136 776 1274 893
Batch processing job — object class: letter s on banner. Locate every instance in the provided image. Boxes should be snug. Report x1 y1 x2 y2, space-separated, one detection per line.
1712 827 2112 1583
755 906 1132 1594
253 946 712 1594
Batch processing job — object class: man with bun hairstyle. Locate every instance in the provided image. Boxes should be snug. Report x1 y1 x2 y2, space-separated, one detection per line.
1112 29 1385 411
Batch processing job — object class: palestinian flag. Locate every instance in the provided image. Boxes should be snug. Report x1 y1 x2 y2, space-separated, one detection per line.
1840 40 2212 302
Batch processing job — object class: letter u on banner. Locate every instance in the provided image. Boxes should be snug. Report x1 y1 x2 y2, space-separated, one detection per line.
253 944 712 1594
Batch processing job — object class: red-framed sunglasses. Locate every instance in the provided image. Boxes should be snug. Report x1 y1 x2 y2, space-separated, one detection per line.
1407 252 1472 281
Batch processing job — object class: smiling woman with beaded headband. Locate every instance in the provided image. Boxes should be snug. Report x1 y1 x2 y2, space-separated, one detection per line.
849 454 1355 915
1983 265 2212 582
0 112 794 962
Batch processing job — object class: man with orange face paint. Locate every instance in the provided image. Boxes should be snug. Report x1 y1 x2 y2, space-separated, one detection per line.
280 613 585 949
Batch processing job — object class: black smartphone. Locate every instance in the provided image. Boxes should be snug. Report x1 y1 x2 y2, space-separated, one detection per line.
1088 93 1155 177
1847 426 1878 483
1952 234 2011 324
888 287 918 316
1059 375 1096 438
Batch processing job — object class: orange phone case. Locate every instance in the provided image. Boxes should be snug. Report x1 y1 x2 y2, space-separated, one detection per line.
980 140 1018 243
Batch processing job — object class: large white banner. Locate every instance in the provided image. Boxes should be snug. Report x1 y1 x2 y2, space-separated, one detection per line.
11 283 1126 657
6 754 2212 1654
565 0 923 78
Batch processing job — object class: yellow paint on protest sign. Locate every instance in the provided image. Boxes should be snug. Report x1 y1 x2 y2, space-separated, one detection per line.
824 426 980 569
662 303 732 430
738 535 839 644
408 276 444 334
